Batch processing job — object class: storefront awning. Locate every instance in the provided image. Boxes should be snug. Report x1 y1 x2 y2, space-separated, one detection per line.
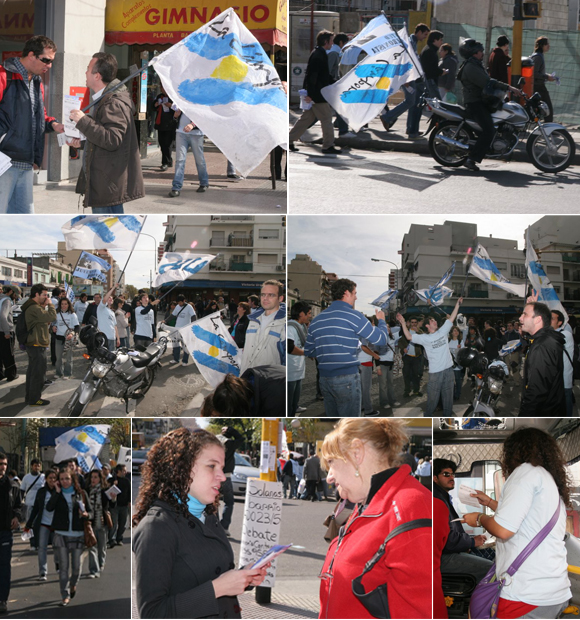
0 0 34 41
105 0 287 47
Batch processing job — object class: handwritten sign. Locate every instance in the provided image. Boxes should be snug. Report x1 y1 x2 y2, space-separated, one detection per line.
239 478 283 587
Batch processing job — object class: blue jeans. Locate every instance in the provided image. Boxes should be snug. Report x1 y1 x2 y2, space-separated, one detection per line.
360 365 373 413
425 367 455 417
119 337 128 349
105 339 116 351
0 529 13 600
454 369 464 401
92 204 124 214
172 132 209 189
319 373 361 417
0 166 34 213
37 524 57 577
565 387 574 417
288 379 302 415
172 345 189 364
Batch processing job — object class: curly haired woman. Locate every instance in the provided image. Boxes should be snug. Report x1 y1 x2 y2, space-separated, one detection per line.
463 427 572 619
132 428 268 619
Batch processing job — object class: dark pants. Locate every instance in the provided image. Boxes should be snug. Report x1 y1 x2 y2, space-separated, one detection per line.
466 101 495 163
403 355 422 394
288 379 302 416
116 505 128 543
108 505 118 545
219 477 235 530
50 331 56 366
134 336 152 350
0 334 17 380
0 529 13 601
535 84 553 123
25 346 47 405
158 130 174 165
304 480 318 501
274 145 286 180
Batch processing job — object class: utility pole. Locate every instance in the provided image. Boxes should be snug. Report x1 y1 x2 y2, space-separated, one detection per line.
512 0 524 87
485 0 496 65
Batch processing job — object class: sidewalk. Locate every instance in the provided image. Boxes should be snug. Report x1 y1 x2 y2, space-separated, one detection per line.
289 106 580 166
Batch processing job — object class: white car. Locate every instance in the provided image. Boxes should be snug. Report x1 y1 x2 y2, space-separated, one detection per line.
231 453 260 496
132 449 149 475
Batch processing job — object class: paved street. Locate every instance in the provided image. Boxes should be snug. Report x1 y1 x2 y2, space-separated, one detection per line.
296 356 580 417
131 474 331 619
5 527 131 618
288 111 580 213
0 341 211 417
33 144 286 214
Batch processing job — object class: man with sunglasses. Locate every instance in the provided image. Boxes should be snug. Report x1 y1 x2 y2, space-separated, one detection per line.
0 35 65 214
433 458 492 585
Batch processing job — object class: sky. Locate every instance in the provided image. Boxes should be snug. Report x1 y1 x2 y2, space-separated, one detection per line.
0 215 167 290
287 214 550 315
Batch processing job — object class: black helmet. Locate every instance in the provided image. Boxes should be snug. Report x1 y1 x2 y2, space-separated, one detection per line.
459 38 484 59
457 347 479 368
472 352 489 376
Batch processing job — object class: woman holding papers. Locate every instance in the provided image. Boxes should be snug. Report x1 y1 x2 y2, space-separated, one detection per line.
462 428 571 618
86 469 110 579
132 428 268 618
318 418 432 619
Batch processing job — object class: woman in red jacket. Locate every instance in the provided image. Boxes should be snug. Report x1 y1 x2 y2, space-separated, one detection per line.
319 418 432 619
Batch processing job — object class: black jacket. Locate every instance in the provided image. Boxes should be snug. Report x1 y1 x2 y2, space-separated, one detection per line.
46 488 91 533
83 302 99 325
421 43 444 81
303 46 334 104
222 427 243 475
133 500 240 619
520 327 566 416
115 476 131 507
229 314 249 349
242 364 285 416
0 474 22 531
25 485 56 534
433 483 475 554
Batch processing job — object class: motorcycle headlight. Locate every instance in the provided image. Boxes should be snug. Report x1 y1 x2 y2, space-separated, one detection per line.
488 377 503 394
92 361 110 378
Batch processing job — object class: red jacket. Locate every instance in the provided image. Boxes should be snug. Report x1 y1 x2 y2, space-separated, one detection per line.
319 465 432 619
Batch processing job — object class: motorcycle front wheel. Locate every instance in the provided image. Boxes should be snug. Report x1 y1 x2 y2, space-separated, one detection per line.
133 367 155 399
67 390 88 417
429 121 473 167
526 128 576 173
464 405 475 417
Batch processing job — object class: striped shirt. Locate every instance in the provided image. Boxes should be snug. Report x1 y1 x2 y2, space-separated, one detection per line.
304 300 389 377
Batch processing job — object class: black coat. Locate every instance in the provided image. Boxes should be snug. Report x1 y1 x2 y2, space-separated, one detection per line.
420 43 444 81
46 488 91 533
0 474 22 531
241 364 285 416
520 327 566 416
433 483 475 554
303 47 333 103
229 314 249 349
133 500 240 619
26 485 57 538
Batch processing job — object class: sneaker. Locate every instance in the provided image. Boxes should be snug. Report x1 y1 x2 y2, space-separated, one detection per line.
296 406 307 412
29 399 50 407
181 361 189 367
197 185 208 193
393 401 401 407
407 133 424 140
364 410 381 417
87 573 97 579
315 394 324 401
38 575 47 581
44 379 54 386
321 146 342 154
463 158 480 172
413 391 423 397
227 174 242 179
338 131 357 138
168 190 181 197
169 359 180 365
383 404 392 409
63 376 70 380
116 540 124 546
160 164 168 171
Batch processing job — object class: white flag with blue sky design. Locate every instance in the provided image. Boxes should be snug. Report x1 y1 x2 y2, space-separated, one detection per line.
416 286 454 306
468 244 526 297
148 8 287 177
62 215 145 250
154 252 216 287
54 425 110 472
73 251 112 283
64 282 75 304
370 289 398 309
321 25 422 133
179 310 242 388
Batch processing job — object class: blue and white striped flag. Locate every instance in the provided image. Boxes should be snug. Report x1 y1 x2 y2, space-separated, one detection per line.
435 262 456 289
53 425 110 471
469 244 526 297
64 282 75 304
370 289 398 309
178 310 242 388
500 340 522 356
525 227 568 322
416 285 453 306
62 215 145 250
73 251 112 283
341 14 396 65
154 252 216 287
148 8 287 177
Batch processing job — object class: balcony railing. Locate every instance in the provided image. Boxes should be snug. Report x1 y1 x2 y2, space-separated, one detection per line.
209 236 253 247
210 216 254 222
468 290 489 298
209 262 254 272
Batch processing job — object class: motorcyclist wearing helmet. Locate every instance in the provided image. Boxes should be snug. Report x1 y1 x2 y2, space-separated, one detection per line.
458 38 522 171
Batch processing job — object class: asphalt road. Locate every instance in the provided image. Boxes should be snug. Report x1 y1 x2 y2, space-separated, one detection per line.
6 527 131 618
288 146 580 213
0 341 211 417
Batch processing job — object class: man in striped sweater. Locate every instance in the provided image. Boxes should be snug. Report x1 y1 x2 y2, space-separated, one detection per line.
304 279 389 416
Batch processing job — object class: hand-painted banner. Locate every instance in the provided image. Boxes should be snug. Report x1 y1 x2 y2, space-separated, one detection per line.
154 252 216 287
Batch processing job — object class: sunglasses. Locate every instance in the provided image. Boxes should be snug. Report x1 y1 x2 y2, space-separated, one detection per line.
37 56 54 65
440 472 455 478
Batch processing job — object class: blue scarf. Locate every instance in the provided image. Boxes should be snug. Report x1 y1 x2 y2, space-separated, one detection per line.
62 486 74 495
187 494 206 520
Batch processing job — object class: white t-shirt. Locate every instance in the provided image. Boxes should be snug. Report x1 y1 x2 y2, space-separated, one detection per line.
288 323 305 382
494 463 571 606
259 311 276 335
172 303 196 329
21 471 45 507
135 307 155 338
448 338 462 371
55 311 79 337
405 329 417 356
412 320 453 373
74 300 89 321
97 302 117 341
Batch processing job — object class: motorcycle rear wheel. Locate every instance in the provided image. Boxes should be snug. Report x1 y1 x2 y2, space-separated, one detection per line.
526 129 575 173
429 122 473 167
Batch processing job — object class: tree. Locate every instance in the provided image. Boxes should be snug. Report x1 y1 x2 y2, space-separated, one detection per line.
208 418 263 451
124 284 138 300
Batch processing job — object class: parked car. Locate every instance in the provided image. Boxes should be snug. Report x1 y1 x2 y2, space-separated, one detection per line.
132 449 149 475
232 452 260 496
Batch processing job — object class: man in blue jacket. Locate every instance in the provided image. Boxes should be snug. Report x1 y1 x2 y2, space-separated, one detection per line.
0 36 65 214
304 278 389 417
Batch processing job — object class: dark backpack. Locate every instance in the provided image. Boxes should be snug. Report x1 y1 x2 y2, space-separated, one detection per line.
15 308 30 347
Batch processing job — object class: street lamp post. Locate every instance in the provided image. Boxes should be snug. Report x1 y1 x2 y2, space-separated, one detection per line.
370 258 401 289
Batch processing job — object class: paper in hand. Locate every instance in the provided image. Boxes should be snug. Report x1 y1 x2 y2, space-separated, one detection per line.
458 484 483 508
251 544 292 569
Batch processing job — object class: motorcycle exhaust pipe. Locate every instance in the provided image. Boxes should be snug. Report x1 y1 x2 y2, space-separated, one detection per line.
435 134 470 150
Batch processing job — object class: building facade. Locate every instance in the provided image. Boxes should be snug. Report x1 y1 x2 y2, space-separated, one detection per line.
287 253 338 316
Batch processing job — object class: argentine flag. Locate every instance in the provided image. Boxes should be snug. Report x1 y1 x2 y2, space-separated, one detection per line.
64 282 75 304
155 252 216 287
73 251 112 283
525 228 568 323
179 310 242 388
469 244 526 297
54 425 110 471
370 289 398 309
62 215 145 250
148 8 288 177
416 285 453 306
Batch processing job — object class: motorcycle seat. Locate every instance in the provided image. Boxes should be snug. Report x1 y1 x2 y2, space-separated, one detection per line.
439 101 470 118
131 350 153 368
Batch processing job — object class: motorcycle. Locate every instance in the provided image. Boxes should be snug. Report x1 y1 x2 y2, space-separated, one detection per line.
66 318 167 417
424 90 575 173
457 346 514 417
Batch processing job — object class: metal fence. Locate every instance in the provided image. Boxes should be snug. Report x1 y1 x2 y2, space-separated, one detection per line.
437 22 580 126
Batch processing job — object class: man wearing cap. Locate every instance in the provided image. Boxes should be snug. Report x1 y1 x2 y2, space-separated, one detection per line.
0 284 21 382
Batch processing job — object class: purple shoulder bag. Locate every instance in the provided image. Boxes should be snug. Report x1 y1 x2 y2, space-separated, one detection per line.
469 503 561 619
